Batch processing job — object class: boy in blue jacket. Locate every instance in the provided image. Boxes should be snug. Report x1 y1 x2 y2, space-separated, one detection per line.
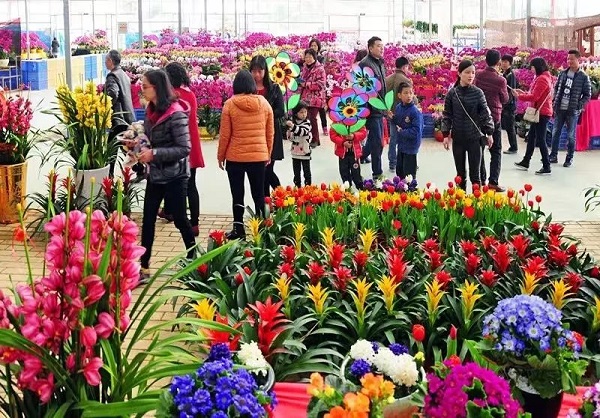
393 82 423 179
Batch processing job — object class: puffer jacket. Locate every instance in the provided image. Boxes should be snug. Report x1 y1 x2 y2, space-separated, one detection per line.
553 68 591 113
105 66 135 127
519 71 553 118
144 100 191 184
218 94 274 163
264 83 285 161
330 127 367 159
359 54 387 118
441 84 495 141
300 61 326 108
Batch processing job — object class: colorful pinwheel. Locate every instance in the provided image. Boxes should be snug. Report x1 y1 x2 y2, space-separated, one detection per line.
328 87 370 135
346 64 382 99
266 51 301 94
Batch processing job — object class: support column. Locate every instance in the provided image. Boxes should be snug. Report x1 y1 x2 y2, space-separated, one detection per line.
64 0 72 88
413 0 417 43
25 0 30 59
428 0 433 40
479 0 484 49
92 0 96 33
221 0 225 36
204 0 208 31
178 0 182 33
401 0 405 41
234 0 238 37
525 0 532 47
450 0 454 48
138 0 143 50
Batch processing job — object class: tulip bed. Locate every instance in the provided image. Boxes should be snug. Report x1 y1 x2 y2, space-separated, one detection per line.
176 180 600 381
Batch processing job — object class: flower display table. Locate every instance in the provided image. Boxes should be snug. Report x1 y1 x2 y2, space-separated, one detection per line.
575 100 600 151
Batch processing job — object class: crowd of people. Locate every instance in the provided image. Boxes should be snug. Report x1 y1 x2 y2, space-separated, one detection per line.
102 38 593 281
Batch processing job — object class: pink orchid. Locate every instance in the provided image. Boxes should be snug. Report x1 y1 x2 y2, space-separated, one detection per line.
82 275 105 306
95 312 115 339
30 374 55 403
80 326 97 348
82 357 103 386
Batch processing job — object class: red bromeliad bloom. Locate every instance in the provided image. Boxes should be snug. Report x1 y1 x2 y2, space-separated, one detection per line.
328 243 345 268
278 262 295 278
491 243 512 274
549 248 570 269
248 297 290 360
465 253 481 276
307 261 325 285
204 313 241 351
567 244 578 257
280 245 296 263
332 266 353 292
522 256 548 278
392 236 410 250
459 240 478 255
435 271 453 289
353 250 368 274
427 249 444 272
531 220 540 231
480 270 498 287
235 266 252 285
388 249 408 284
565 272 584 293
101 177 114 209
209 230 226 246
423 238 440 253
510 234 531 259
547 223 565 237
481 235 498 252
590 266 600 279
547 234 562 250
197 263 209 277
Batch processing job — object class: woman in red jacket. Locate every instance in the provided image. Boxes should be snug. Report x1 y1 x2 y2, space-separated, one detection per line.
330 126 367 189
513 57 553 175
163 62 205 236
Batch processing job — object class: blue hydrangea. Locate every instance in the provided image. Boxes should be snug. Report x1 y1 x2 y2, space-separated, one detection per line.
389 343 409 355
349 359 372 378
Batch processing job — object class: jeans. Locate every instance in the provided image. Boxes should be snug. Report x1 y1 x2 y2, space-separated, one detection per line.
396 152 417 180
226 161 265 228
292 159 312 187
308 107 320 145
362 117 384 178
522 115 551 169
339 150 363 189
388 120 398 170
318 107 328 129
452 137 483 191
140 177 196 269
501 108 518 151
264 160 281 196
550 109 578 159
480 123 502 185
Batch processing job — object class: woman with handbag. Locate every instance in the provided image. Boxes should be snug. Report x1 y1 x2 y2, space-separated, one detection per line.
441 60 495 191
513 57 553 175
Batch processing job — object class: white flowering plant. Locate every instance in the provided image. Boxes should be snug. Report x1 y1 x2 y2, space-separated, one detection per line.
237 341 270 377
343 339 425 399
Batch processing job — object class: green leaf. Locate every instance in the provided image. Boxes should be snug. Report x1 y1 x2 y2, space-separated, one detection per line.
287 94 301 111
79 399 159 417
368 97 387 110
331 123 349 136
348 119 367 133
384 90 395 110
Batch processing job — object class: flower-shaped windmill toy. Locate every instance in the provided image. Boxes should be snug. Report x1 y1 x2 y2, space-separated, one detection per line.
266 51 301 111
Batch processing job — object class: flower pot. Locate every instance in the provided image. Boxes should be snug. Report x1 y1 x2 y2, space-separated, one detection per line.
199 126 216 140
74 165 110 205
0 162 27 224
383 394 419 418
0 59 9 68
520 389 563 418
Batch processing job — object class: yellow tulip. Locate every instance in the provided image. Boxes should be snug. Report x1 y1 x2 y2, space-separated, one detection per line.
284 196 295 207
520 271 540 295
192 298 216 321
425 279 445 316
320 227 336 251
274 276 291 301
307 283 329 315
460 280 482 320
549 279 572 310
378 275 398 313
464 197 473 207
293 222 306 253
351 278 372 317
247 217 262 245
359 228 377 254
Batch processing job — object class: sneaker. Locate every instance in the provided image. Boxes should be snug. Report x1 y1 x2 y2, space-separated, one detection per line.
323 127 329 136
563 159 572 168
503 149 518 154
192 225 199 237
158 209 174 222
549 155 558 164
138 268 151 287
360 157 371 164
535 167 551 175
514 161 529 170
488 184 506 192
388 166 396 173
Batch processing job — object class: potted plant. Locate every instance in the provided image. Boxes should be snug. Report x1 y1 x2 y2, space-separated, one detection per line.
480 294 588 418
0 94 34 223
0 47 8 67
44 81 117 201
566 383 600 418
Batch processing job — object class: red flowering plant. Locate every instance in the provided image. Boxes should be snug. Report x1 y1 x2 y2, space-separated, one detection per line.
0 187 236 417
0 94 35 164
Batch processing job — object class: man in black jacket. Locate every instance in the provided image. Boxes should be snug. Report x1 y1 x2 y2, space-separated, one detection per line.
549 49 591 167
359 36 389 181
501 54 518 154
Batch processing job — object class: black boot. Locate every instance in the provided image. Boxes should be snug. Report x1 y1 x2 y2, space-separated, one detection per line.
226 225 246 240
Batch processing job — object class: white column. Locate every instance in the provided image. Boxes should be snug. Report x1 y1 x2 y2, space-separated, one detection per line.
178 0 182 33
138 0 143 50
413 0 417 43
92 0 96 33
24 0 30 59
525 0 531 47
428 0 432 40
64 0 72 88
221 0 225 36
479 0 484 49
204 0 208 31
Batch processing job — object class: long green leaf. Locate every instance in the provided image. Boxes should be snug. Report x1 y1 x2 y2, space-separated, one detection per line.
79 399 158 417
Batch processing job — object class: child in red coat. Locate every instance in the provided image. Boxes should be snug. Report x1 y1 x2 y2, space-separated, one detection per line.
330 126 367 189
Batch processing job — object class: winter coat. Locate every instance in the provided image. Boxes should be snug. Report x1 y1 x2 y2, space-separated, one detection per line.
474 67 509 123
175 86 204 169
385 70 412 110
144 100 191 184
263 83 285 160
300 61 326 108
289 118 312 160
553 68 591 113
218 94 274 163
519 71 553 118
105 66 135 127
359 54 387 118
393 102 423 155
441 84 495 141
502 69 517 112
330 127 367 159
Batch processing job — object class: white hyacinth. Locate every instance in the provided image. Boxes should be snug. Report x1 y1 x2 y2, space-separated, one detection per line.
238 341 269 376
349 339 376 362
388 353 419 387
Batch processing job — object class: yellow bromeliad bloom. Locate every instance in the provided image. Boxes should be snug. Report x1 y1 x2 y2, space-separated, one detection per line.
247 217 262 245
307 283 329 315
274 275 292 301
359 228 377 254
549 279 572 310
192 298 216 321
378 275 398 313
293 222 306 252
425 279 445 316
460 280 482 320
592 296 600 331
321 227 336 250
521 271 540 295
352 278 372 317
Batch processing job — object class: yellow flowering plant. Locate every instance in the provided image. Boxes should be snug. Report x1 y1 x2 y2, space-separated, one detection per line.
45 81 116 170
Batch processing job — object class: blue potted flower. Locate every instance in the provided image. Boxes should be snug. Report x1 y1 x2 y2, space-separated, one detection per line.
480 295 587 418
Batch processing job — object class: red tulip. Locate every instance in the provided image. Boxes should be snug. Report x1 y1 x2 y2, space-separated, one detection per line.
535 195 542 203
524 183 533 192
448 354 461 366
412 324 426 342
449 325 458 340
197 263 209 277
590 266 600 279
463 206 475 219
392 219 402 230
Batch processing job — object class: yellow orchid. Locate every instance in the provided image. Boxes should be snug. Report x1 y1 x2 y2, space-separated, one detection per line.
192 298 216 321
307 282 329 315
351 278 373 318
460 280 482 321
425 279 445 317
549 279 573 310
293 222 306 253
247 217 262 245
321 227 336 250
274 276 292 301
359 228 377 254
377 275 399 313
521 271 540 295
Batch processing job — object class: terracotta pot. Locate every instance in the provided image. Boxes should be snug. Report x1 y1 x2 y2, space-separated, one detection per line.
0 161 28 224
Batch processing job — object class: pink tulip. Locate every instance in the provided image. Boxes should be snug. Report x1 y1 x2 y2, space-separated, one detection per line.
95 312 115 339
80 326 97 348
82 357 103 386
83 275 106 306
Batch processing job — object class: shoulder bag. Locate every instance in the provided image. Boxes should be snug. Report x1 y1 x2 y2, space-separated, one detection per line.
454 89 486 144
523 83 552 123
